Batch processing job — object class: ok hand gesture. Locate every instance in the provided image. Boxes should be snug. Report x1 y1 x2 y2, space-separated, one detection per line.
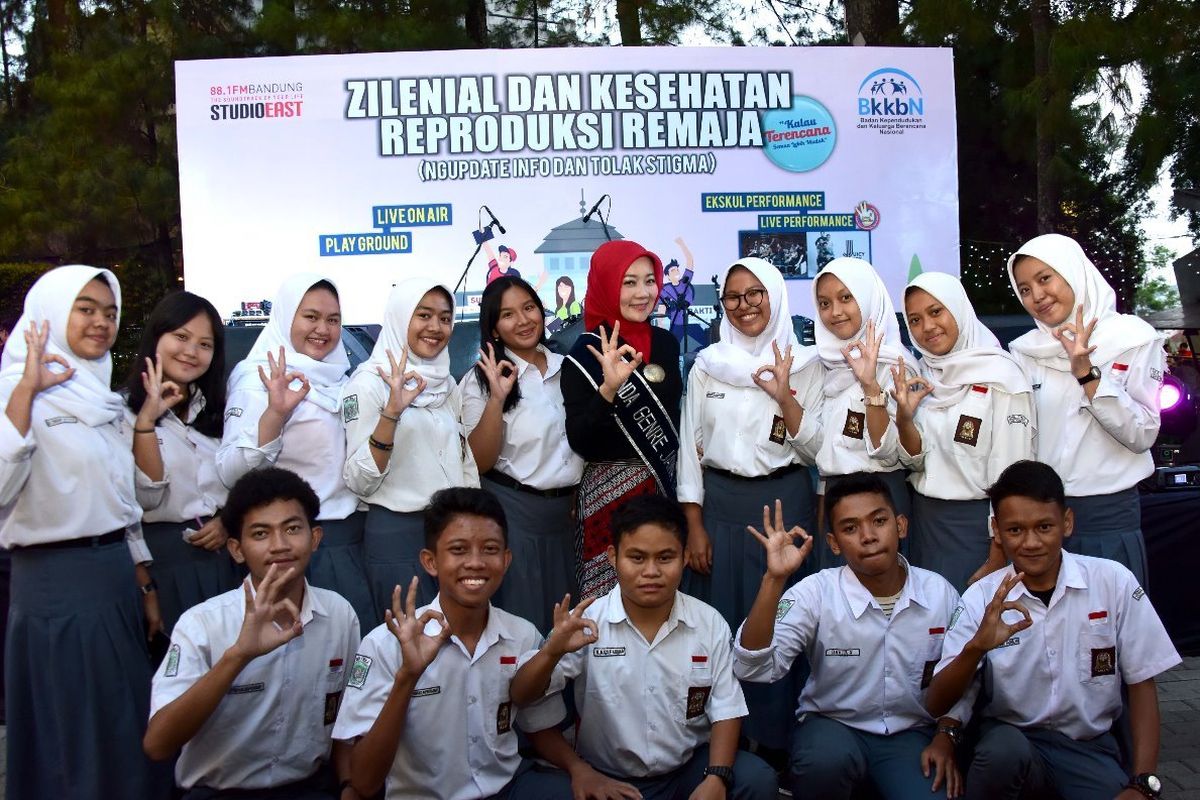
586 322 642 399
378 347 427 417
544 594 599 658
890 355 933 421
137 355 186 427
746 499 813 581
17 321 74 396
230 565 304 661
1053 304 1099 373
968 572 1033 652
259 347 310 418
842 319 883 393
389 577 452 681
751 341 795 406
477 342 517 403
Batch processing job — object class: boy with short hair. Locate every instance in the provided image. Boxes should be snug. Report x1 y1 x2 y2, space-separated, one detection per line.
733 473 969 799
144 466 361 800
927 460 1181 800
332 486 554 799
509 494 777 800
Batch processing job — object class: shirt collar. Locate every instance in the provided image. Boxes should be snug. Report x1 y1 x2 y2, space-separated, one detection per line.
507 345 561 381
839 555 925 619
424 594 513 661
246 577 320 626
604 585 695 642
1005 550 1086 606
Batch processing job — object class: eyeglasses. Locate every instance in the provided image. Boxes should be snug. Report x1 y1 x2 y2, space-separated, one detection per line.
720 288 766 311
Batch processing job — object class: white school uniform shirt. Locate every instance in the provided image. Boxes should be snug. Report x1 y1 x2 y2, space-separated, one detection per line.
216 386 359 520
528 586 748 779
128 392 227 523
733 559 974 733
676 359 824 505
333 598 556 800
813 366 903 478
150 580 360 790
935 552 1181 740
1011 343 1164 496
900 385 1036 500
0 398 150 563
460 347 584 490
341 372 480 512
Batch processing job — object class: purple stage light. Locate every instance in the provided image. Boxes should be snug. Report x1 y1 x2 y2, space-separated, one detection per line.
1159 377 1184 412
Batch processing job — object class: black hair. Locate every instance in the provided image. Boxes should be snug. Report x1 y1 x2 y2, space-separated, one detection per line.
554 276 577 312
610 494 687 550
124 291 227 438
824 472 897 521
220 466 320 540
473 276 547 414
423 487 508 550
986 460 1066 511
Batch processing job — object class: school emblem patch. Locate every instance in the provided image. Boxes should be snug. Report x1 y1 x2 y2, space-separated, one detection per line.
953 415 982 446
1090 646 1116 677
1133 587 1145 602
324 690 343 725
686 686 711 719
949 606 963 630
496 701 512 734
342 394 359 423
842 410 865 440
769 415 787 445
921 660 937 689
347 654 372 689
164 643 180 677
775 598 795 621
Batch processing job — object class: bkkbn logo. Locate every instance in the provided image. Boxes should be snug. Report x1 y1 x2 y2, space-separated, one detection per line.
857 68 924 118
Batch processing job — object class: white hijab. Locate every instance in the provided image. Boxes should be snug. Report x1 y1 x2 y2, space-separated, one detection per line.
0 265 125 426
812 258 909 396
904 272 1030 408
227 273 351 414
694 258 817 388
352 277 454 409
1006 234 1160 369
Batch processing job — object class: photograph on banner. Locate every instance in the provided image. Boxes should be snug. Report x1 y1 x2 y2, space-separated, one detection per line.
175 47 958 349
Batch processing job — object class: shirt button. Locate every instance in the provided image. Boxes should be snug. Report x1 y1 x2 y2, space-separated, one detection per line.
1049 649 1056 656
884 668 891 676
471 736 479 744
271 756 279 765
468 695 477 704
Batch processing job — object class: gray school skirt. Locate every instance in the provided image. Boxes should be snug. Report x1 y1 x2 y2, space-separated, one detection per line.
682 466 816 749
6 539 171 799
144 519 242 635
907 494 992 593
306 511 375 632
482 477 577 635
814 469 912 570
363 506 437 619
1065 488 1148 587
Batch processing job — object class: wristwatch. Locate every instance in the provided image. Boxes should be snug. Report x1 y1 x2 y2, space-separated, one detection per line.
863 389 888 407
139 579 159 596
1129 773 1162 799
1076 366 1101 386
702 765 734 790
936 723 963 748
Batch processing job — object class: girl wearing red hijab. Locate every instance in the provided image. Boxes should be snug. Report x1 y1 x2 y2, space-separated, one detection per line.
562 240 683 599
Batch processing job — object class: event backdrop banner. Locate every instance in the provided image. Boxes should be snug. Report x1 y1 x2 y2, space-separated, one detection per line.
175 46 958 333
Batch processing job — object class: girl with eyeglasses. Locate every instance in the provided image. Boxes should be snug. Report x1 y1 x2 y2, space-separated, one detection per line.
678 257 824 747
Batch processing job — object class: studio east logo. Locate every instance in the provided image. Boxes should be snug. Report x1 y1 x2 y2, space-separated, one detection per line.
856 68 927 136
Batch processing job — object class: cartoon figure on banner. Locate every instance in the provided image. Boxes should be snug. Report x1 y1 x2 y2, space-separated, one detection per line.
548 276 583 334
482 237 521 284
656 237 695 341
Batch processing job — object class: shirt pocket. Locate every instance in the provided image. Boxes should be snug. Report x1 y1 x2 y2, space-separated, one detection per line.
672 661 714 728
909 629 946 696
486 652 521 745
1077 630 1119 687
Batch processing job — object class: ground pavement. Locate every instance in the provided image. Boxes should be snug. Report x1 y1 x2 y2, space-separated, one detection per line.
0 657 1197 798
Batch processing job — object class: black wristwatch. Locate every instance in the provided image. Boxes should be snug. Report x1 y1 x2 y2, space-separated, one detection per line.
139 579 159 596
1129 773 1162 799
702 765 734 790
1076 366 1101 386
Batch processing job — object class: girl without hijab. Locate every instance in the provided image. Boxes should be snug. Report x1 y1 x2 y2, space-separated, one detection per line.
217 274 374 630
811 257 915 567
125 291 239 635
897 272 1035 591
0 265 170 799
1003 233 1164 585
562 239 683 600
679 256 824 747
462 276 584 633
342 277 480 616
